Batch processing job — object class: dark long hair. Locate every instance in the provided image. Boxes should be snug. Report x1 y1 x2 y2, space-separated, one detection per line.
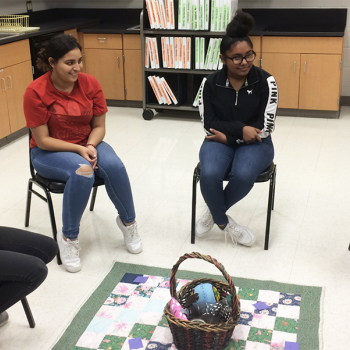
220 10 255 55
36 34 82 72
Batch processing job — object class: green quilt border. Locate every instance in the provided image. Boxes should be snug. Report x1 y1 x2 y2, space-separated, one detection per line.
52 262 322 350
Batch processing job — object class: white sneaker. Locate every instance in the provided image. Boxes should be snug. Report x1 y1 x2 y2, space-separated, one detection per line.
57 230 82 273
0 311 9 327
117 216 142 254
222 215 256 247
195 207 215 237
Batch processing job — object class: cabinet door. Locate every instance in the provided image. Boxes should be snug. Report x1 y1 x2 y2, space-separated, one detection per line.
85 48 124 100
299 54 341 111
124 50 142 101
262 53 300 109
250 36 261 66
64 29 78 40
5 60 33 133
0 70 10 139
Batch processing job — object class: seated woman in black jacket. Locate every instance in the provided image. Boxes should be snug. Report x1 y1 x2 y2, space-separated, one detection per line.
196 11 278 246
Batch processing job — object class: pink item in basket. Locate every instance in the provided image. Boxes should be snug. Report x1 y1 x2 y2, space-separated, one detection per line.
169 297 188 320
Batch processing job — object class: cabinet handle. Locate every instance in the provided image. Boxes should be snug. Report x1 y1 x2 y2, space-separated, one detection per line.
294 61 296 73
97 37 107 40
0 78 5 90
7 76 12 89
117 57 119 67
304 62 306 73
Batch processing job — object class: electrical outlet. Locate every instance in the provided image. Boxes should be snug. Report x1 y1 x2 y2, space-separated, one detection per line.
26 1 33 12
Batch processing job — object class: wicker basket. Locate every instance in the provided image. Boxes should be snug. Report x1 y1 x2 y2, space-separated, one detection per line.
164 252 240 350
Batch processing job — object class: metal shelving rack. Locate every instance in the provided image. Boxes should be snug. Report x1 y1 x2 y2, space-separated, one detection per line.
140 1 226 120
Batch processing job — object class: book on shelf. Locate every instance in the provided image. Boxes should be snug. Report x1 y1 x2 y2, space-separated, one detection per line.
145 38 150 68
204 37 213 69
152 37 160 68
161 77 178 104
159 0 167 29
146 0 155 29
148 75 178 105
186 37 191 69
165 37 170 68
161 37 167 67
200 37 205 69
147 37 155 68
174 37 179 68
170 37 175 68
195 37 199 69
182 36 187 69
148 76 163 103
155 76 171 104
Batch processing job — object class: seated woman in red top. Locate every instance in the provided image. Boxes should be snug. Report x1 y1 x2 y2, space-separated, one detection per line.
23 34 142 273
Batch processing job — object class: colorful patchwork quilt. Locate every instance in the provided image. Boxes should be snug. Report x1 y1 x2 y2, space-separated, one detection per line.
75 273 301 350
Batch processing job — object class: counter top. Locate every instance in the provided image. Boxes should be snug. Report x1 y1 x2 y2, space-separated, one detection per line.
80 22 140 34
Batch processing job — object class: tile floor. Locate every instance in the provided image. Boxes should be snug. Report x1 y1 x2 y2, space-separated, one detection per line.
1 106 350 350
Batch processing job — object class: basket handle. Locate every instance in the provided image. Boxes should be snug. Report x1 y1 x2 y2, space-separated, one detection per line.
169 252 239 316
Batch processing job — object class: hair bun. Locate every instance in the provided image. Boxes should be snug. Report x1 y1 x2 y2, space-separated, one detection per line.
226 10 255 38
36 47 51 72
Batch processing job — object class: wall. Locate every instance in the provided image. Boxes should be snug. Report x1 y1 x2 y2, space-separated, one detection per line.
52 0 142 8
239 0 350 98
0 0 52 15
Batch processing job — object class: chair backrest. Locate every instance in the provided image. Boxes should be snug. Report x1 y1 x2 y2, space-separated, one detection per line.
28 129 36 179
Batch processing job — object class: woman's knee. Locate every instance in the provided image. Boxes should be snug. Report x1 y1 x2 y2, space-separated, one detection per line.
75 164 94 178
30 259 48 287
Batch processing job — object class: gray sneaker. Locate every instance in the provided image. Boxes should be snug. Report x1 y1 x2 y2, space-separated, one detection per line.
117 216 142 254
222 215 256 247
0 311 9 327
195 207 214 237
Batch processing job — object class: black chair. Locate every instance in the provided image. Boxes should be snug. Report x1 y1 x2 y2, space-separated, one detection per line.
191 162 277 250
21 297 35 328
24 130 105 264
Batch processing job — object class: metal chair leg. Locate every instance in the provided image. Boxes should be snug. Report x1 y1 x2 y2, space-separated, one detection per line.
89 186 98 211
264 175 274 250
21 297 35 328
191 169 200 244
45 189 61 265
25 180 33 227
271 165 277 210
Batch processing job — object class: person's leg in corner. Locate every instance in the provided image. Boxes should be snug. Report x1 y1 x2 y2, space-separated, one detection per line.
0 227 57 325
198 139 236 236
221 136 274 246
95 142 142 254
31 148 95 272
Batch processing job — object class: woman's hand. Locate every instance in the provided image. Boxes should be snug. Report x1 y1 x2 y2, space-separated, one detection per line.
78 145 98 170
205 128 228 145
243 126 262 144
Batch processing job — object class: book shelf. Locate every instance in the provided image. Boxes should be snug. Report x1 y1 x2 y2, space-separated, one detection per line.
140 0 228 120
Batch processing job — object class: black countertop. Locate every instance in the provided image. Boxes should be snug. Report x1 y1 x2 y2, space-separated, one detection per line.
0 7 347 47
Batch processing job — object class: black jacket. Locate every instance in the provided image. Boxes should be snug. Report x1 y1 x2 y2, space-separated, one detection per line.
198 65 278 145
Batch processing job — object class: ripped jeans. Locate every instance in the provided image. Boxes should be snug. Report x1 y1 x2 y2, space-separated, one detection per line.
31 141 135 239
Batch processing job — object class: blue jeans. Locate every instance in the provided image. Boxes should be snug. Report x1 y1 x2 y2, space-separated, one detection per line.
199 137 274 225
31 141 135 239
